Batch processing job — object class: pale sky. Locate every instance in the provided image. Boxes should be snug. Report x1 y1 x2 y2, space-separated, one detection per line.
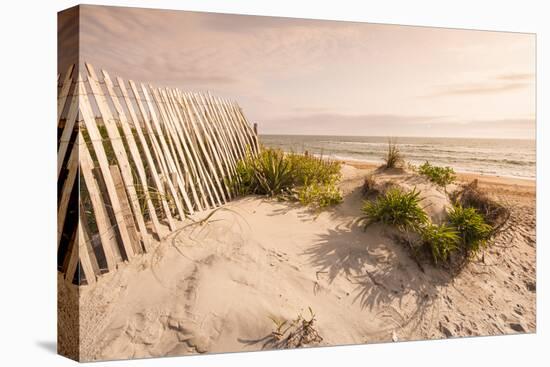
60 5 536 139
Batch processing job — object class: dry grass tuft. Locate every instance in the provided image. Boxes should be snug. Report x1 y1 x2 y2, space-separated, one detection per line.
451 179 511 235
268 307 323 349
383 139 404 169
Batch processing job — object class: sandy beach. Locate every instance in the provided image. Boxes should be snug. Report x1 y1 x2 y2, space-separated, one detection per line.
59 161 535 361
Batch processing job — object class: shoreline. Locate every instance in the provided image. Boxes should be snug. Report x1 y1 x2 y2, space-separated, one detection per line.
338 159 535 185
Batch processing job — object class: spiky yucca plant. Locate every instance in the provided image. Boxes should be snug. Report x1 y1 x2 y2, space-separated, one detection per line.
253 148 294 196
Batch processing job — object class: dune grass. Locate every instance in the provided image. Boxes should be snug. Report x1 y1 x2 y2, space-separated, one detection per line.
451 179 510 234
448 204 493 255
361 187 428 232
418 161 456 187
231 148 342 208
421 223 460 264
383 139 404 169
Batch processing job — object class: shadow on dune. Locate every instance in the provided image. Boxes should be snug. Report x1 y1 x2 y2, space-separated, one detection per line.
304 215 453 336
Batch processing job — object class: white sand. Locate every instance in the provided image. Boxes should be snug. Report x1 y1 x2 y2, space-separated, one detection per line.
75 164 536 361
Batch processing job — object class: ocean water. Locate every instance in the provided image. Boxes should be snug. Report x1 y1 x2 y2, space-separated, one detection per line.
260 135 536 179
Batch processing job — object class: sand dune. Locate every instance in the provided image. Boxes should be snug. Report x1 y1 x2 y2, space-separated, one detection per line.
73 163 536 361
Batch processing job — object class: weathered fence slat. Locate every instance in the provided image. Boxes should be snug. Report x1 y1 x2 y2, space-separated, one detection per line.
136 82 187 220
85 63 151 251
57 64 74 122
163 88 210 210
152 87 202 211
78 72 136 260
183 92 228 204
109 165 142 255
57 137 78 250
119 77 176 231
57 77 79 179
102 70 162 241
79 132 118 271
171 88 220 208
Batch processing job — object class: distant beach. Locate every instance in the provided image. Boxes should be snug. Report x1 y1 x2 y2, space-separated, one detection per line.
261 135 536 180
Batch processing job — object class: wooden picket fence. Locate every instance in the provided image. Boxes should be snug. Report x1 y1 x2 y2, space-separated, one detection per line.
57 63 260 285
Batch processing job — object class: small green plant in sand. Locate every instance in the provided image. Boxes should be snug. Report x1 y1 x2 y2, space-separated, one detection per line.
231 148 342 208
420 223 460 264
418 161 456 187
361 187 428 232
383 139 404 169
448 204 492 255
268 307 323 348
287 153 342 186
296 181 342 208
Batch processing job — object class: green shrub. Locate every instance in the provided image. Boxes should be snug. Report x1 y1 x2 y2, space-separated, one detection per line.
383 139 403 169
287 153 342 186
297 181 342 208
231 148 342 208
448 204 492 254
420 223 460 264
418 161 456 187
361 187 428 232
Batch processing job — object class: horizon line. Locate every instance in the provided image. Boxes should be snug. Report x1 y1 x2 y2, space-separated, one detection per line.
258 133 536 141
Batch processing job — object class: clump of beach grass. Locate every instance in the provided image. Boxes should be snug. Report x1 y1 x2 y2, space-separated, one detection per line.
420 223 460 264
451 179 510 234
296 181 342 208
231 148 342 208
418 161 456 187
383 139 404 169
361 187 428 232
448 204 492 256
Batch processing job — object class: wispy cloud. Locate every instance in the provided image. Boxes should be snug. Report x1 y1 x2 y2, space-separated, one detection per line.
425 73 534 97
495 72 534 81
